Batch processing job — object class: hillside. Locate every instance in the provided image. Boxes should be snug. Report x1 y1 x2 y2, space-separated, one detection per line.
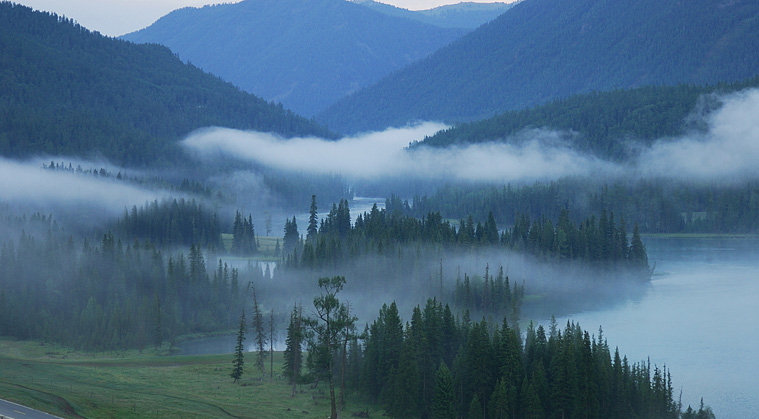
0 2 334 167
122 0 466 117
415 77 759 161
357 1 513 29
318 0 759 133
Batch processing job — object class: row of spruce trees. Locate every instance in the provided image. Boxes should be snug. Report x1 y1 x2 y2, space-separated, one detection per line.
281 197 649 276
278 284 699 419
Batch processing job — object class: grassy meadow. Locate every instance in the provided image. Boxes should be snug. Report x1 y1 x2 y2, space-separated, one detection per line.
0 338 375 418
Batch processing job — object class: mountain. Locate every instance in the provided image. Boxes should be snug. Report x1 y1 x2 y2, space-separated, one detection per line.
356 1 514 30
122 0 467 117
318 0 759 133
0 2 333 167
414 77 759 161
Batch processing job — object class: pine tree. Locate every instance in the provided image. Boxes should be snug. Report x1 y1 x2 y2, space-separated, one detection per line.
467 393 483 419
387 326 421 419
231 310 246 383
629 222 649 274
308 194 319 241
306 276 355 419
431 362 456 419
251 283 267 374
283 304 303 395
283 216 299 255
488 378 509 419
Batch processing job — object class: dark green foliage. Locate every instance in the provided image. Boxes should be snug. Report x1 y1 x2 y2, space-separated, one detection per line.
288 199 649 279
488 379 509 419
307 195 319 241
151 293 163 349
118 199 222 249
319 0 759 133
231 211 258 255
0 213 243 350
408 179 759 235
305 276 357 419
283 304 304 386
0 2 334 166
251 284 267 374
467 393 483 419
283 216 300 256
415 78 759 161
122 0 466 117
431 362 456 419
231 310 246 382
386 329 421 418
358 300 683 419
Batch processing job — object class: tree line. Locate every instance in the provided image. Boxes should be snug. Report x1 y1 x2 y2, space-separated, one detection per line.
274 277 709 419
415 77 759 162
282 197 649 277
0 211 275 351
398 180 759 235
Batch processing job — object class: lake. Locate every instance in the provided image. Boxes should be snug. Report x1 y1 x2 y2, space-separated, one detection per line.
182 235 758 418
542 237 759 418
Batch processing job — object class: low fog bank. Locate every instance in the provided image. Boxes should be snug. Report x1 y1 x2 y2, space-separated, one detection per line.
0 157 162 230
247 246 650 329
636 88 759 181
181 123 618 184
182 87 759 186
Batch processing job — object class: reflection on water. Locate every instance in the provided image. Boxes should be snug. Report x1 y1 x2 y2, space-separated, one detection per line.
543 237 759 418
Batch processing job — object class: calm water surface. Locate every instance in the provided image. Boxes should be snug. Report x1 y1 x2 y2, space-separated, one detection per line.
542 237 759 418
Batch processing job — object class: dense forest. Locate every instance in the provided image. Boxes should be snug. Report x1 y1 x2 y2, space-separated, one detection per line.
318 0 759 133
282 281 713 419
0 2 334 166
283 198 650 277
0 211 261 350
415 78 759 161
117 199 223 249
397 179 759 234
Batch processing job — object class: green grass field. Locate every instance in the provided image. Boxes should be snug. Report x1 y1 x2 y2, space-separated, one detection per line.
0 338 376 419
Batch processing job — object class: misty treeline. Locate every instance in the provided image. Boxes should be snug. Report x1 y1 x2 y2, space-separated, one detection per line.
285 289 693 419
117 198 223 249
416 77 759 161
398 179 759 235
0 2 334 167
282 197 649 276
0 211 274 351
42 160 218 198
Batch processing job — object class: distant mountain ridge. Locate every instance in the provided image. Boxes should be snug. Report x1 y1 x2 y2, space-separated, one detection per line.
318 0 759 133
122 0 468 117
0 2 333 166
356 1 514 29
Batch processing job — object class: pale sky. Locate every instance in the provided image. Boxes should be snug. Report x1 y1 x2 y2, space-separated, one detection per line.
11 0 506 37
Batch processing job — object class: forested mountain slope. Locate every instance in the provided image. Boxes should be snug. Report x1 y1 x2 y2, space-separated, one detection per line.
416 77 759 161
319 0 759 133
122 0 466 117
357 1 513 30
0 2 333 166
